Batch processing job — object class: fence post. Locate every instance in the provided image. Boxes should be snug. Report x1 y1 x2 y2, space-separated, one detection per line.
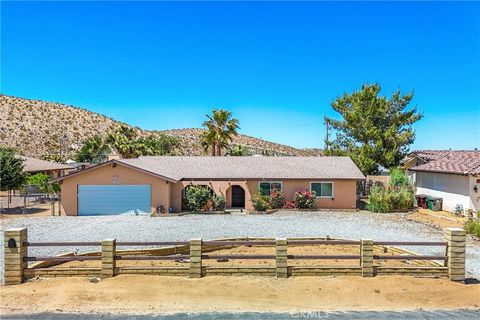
101 239 116 279
4 228 28 285
276 238 288 278
444 228 466 281
189 238 202 278
361 239 374 277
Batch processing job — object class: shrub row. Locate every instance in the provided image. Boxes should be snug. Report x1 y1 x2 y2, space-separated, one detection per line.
251 190 316 211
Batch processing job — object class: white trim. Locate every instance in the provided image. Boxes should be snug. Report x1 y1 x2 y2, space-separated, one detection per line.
310 181 334 198
258 181 283 194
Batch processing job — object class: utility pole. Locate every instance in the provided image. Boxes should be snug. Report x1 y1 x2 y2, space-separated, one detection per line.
324 116 329 152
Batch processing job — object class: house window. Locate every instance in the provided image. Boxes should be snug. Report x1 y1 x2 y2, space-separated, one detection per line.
310 182 334 198
259 181 282 195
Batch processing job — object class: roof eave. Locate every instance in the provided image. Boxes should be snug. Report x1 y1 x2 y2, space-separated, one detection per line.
53 160 179 183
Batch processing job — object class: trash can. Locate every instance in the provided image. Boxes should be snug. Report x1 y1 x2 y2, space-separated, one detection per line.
426 196 433 210
429 197 443 211
416 194 428 209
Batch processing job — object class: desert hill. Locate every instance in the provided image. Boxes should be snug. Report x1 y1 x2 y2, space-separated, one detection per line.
0 94 323 159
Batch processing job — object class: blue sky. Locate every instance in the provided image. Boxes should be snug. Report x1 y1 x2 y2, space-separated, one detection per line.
1 1 479 150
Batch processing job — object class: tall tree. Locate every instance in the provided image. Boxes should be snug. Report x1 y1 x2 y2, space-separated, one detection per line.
200 109 240 156
105 124 141 158
325 84 422 175
0 147 26 192
75 135 111 163
136 134 180 156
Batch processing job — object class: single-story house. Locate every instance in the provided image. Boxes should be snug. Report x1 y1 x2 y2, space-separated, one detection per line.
55 156 365 216
404 150 480 213
18 156 70 179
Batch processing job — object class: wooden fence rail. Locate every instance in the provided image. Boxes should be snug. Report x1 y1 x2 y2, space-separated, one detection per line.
3 227 466 285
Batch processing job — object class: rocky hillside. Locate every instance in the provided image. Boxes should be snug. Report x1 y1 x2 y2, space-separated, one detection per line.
0 94 323 159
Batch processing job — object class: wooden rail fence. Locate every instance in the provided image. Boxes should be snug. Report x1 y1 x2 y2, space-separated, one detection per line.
3 228 466 285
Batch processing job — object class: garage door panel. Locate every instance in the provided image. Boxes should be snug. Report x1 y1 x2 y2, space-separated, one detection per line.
78 185 151 216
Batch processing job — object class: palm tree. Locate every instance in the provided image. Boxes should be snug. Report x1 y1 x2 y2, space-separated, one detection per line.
200 109 239 156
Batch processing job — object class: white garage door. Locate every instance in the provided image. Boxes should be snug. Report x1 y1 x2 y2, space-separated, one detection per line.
78 185 151 216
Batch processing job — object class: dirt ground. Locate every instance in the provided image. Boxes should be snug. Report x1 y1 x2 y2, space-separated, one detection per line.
52 244 430 269
0 200 57 220
406 209 467 229
1 275 479 315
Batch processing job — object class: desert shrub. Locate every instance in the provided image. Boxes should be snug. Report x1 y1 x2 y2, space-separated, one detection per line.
212 194 226 211
184 186 212 211
367 186 392 213
368 185 415 213
389 168 410 187
251 192 270 211
269 189 285 209
464 220 480 238
390 186 415 210
293 190 316 209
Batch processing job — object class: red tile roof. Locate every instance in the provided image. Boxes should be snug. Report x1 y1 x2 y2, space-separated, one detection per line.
409 150 480 175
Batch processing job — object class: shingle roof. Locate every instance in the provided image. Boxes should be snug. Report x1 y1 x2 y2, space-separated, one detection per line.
17 156 70 172
409 150 480 175
115 156 365 181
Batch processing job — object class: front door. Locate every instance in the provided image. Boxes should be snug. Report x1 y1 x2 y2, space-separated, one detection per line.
231 185 245 208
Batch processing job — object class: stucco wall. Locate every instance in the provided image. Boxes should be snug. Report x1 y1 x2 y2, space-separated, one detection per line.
169 179 357 211
60 163 171 216
416 171 479 212
61 163 359 215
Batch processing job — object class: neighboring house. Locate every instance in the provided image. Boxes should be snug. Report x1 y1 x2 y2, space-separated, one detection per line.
55 156 365 216
18 156 70 179
404 150 480 213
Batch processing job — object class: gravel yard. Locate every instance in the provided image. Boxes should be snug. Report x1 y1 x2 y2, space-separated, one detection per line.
1 210 479 281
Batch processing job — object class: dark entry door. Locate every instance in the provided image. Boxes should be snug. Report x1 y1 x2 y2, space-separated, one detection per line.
231 186 245 207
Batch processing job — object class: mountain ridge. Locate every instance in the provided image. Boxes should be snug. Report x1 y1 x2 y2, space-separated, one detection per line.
0 94 323 159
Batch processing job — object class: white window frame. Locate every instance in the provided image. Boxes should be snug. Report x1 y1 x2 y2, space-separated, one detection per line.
310 181 334 198
258 181 283 195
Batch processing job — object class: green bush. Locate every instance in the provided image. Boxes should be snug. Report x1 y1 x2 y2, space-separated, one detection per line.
251 192 270 211
367 185 415 213
184 186 212 211
212 194 226 211
269 190 285 209
464 220 480 238
389 168 410 187
367 186 392 213
293 190 316 209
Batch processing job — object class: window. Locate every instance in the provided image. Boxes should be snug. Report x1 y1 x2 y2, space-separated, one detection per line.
310 182 334 198
259 181 282 195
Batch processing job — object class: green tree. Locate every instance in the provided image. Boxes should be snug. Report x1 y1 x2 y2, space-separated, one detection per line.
389 168 410 187
75 135 111 163
200 109 239 156
105 124 140 158
136 134 180 156
0 147 26 192
227 145 252 156
325 84 422 175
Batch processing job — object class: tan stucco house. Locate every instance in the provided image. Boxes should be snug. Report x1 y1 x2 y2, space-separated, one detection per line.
56 156 365 216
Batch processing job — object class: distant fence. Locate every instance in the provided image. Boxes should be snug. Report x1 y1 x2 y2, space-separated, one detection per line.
3 228 466 285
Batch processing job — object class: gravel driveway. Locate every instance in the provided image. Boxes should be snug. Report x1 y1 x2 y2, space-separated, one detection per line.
1 211 479 281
